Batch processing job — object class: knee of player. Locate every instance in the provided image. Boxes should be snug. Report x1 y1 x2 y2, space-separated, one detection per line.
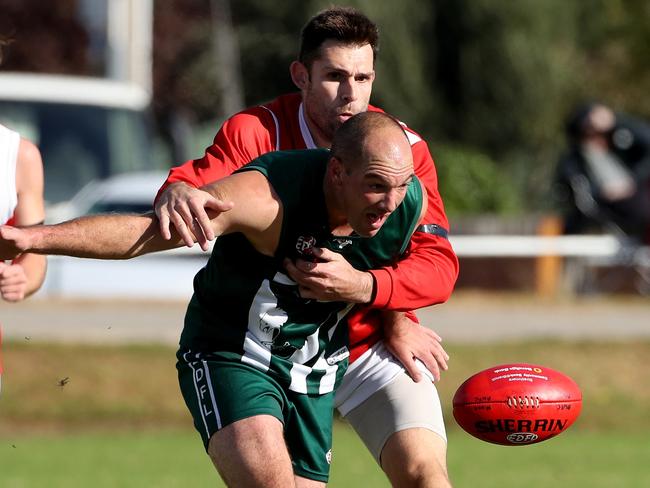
382 439 451 487
405 452 449 481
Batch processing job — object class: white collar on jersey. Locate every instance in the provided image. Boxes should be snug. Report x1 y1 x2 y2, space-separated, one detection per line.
298 103 318 149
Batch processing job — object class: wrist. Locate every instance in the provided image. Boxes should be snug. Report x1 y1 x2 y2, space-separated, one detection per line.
355 271 375 303
23 227 42 254
382 311 408 336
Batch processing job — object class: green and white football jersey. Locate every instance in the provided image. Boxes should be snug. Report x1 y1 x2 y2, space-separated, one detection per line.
181 149 423 395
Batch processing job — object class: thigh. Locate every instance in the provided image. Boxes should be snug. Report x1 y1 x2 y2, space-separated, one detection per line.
177 349 286 449
343 370 447 463
209 414 295 488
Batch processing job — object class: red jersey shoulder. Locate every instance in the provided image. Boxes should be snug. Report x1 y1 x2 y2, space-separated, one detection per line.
368 103 423 147
263 93 302 115
259 93 305 150
223 107 276 137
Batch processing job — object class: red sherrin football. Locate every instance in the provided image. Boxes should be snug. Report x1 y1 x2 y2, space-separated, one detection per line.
453 363 582 445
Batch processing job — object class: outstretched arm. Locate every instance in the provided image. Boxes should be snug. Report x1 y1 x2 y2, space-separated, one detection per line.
1 171 280 261
1 213 177 261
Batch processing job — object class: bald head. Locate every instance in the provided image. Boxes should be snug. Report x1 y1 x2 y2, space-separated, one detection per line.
325 112 416 237
331 112 411 172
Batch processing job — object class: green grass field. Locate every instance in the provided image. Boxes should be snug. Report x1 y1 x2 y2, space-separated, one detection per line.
1 341 649 487
2 429 648 487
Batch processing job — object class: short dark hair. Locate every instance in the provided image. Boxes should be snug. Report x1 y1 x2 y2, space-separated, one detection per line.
299 7 379 69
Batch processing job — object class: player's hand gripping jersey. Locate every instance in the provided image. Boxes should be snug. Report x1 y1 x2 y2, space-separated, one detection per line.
157 93 459 362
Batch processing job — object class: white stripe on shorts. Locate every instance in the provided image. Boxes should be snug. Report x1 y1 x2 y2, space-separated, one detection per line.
184 351 221 437
183 352 210 438
201 359 222 429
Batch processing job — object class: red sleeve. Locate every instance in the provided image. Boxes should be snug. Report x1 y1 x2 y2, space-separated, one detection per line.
368 137 459 310
154 108 277 202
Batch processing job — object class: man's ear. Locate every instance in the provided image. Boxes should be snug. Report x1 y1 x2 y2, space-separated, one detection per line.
290 61 309 90
329 157 345 187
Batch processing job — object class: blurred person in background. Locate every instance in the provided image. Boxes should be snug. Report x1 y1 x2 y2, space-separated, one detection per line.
554 102 650 244
0 38 47 392
154 6 457 487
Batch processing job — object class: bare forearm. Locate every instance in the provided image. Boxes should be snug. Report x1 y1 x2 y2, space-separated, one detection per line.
22 213 181 259
349 271 374 303
4 174 270 261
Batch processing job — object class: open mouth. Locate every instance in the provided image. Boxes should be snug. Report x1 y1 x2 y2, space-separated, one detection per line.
366 212 387 229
